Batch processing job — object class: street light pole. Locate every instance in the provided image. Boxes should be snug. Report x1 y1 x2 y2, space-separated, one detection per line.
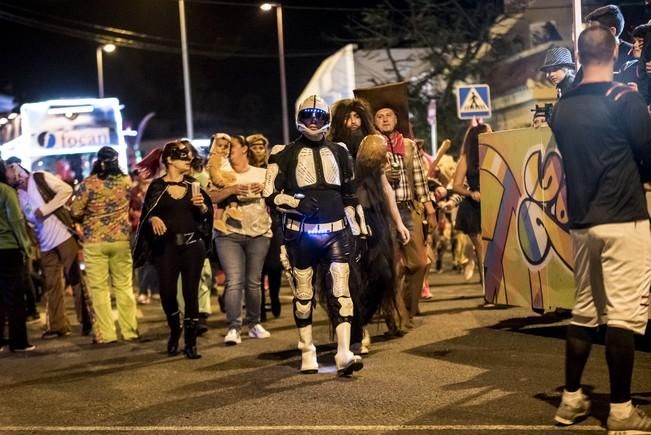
178 0 194 139
96 43 116 99
96 47 104 98
262 3 290 145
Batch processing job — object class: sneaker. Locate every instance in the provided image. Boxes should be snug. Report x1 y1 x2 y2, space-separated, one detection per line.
224 328 241 345
555 394 591 425
41 330 71 340
607 406 651 434
464 259 475 281
11 345 36 352
136 294 150 305
248 324 271 339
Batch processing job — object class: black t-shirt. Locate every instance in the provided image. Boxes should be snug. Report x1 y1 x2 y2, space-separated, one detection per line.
156 185 196 234
551 81 651 229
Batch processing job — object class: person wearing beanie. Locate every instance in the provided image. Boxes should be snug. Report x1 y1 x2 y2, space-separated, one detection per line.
71 146 138 344
619 23 651 105
585 4 634 72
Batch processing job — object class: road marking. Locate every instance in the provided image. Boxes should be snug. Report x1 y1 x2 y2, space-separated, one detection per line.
1 424 605 431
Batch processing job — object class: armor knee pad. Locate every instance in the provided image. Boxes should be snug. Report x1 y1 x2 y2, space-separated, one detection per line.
329 262 350 298
337 296 354 319
293 267 314 300
294 299 313 320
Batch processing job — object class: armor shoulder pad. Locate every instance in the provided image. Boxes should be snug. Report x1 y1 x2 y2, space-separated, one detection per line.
270 144 286 155
335 142 349 151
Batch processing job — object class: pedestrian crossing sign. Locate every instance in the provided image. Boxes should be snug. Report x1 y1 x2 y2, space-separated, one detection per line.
456 84 491 120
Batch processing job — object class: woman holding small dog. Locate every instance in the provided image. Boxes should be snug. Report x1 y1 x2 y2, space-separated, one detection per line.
211 135 272 345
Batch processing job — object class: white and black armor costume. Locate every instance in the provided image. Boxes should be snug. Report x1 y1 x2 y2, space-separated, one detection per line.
264 95 365 376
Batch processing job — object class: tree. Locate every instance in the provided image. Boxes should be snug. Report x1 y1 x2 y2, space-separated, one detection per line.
342 0 525 151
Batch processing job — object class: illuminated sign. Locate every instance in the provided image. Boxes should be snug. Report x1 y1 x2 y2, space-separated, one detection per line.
36 128 111 148
35 128 111 148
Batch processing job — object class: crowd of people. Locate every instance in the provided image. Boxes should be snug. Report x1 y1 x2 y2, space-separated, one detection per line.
0 83 484 370
2 1 651 431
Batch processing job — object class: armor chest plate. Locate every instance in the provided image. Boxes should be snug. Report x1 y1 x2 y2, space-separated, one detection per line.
295 146 340 188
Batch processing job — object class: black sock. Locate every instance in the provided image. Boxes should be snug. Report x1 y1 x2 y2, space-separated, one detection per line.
565 324 595 392
606 326 635 403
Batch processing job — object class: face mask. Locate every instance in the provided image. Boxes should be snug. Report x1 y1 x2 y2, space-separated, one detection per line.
170 147 191 161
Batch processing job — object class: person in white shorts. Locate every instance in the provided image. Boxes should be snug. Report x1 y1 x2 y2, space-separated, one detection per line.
550 24 651 434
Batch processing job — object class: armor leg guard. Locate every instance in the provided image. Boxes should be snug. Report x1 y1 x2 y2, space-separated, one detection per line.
334 322 363 377
329 263 354 325
361 327 371 355
297 325 318 374
293 267 314 328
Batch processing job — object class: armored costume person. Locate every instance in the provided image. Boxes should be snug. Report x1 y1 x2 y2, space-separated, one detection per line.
264 95 366 376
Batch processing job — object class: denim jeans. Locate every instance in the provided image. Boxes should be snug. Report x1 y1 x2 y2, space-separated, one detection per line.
137 261 159 296
216 233 270 330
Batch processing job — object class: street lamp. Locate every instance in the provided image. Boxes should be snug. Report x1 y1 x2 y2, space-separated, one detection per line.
96 43 116 99
261 2 289 145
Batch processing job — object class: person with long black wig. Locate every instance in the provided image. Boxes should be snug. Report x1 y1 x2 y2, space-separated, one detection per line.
133 140 213 359
71 146 138 344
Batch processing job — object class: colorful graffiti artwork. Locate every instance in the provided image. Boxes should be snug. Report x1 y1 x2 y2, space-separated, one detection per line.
480 127 575 311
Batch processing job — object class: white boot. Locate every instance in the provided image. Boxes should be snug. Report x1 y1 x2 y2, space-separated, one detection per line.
297 325 318 374
360 328 371 355
334 322 363 377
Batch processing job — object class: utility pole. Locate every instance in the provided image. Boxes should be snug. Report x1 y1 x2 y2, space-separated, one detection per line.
178 0 194 139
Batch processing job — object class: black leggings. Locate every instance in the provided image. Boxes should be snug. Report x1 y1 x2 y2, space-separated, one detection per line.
155 241 206 319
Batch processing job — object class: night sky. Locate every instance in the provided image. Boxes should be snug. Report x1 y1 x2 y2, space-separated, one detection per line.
0 0 383 144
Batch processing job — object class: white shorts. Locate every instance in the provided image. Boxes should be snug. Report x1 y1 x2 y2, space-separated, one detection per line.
570 220 651 335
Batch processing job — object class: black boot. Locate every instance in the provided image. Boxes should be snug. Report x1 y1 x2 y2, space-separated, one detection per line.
183 319 202 359
166 312 182 356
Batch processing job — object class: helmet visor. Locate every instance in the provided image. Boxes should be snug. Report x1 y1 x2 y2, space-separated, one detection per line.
297 108 329 129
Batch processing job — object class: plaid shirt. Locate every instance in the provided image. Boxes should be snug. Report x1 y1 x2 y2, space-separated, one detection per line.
388 141 429 203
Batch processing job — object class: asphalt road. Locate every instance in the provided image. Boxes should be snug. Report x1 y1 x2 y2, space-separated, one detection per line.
2 269 650 434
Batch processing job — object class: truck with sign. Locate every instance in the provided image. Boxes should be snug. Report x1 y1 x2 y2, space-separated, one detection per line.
0 98 128 183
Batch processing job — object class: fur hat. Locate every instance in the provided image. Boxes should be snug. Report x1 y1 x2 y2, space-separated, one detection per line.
585 4 624 37
540 47 575 71
353 82 413 138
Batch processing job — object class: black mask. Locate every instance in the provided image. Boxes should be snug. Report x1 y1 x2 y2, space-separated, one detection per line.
170 147 191 161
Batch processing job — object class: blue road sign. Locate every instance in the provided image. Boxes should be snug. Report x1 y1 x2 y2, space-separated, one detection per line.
456 84 491 120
